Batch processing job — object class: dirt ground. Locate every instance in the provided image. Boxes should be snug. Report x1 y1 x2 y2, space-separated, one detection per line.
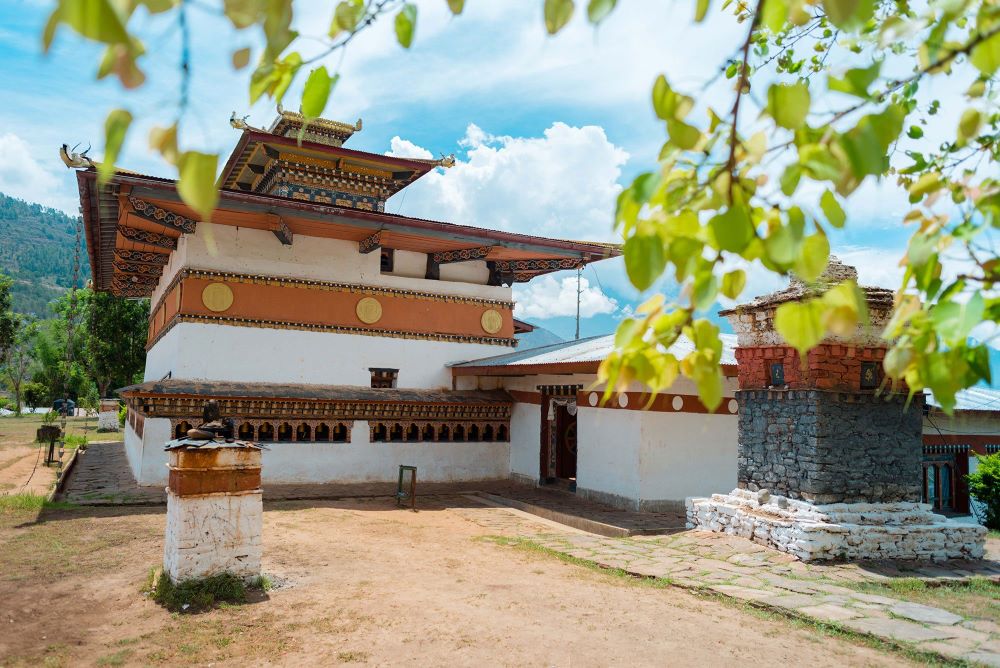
0 415 100 496
0 497 919 667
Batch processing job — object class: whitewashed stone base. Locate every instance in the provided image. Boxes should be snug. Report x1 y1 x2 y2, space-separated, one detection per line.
163 489 263 582
686 488 986 562
97 410 120 431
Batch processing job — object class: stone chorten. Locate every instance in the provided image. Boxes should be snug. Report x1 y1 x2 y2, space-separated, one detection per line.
686 259 986 561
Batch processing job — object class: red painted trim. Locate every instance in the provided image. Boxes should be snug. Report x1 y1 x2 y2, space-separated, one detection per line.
923 434 999 455
508 390 543 405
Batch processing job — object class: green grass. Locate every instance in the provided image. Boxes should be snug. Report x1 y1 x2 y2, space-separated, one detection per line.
151 571 249 613
0 492 75 513
843 575 1000 624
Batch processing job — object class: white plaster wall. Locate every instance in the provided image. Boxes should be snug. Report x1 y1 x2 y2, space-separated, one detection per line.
637 411 737 502
387 250 427 279
509 402 541 481
164 490 262 581
124 422 143 482
144 322 512 388
576 407 642 502
136 418 172 486
440 260 490 284
169 223 510 301
923 412 1000 438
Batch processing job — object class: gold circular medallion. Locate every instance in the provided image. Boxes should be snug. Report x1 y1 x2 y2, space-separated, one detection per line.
356 297 383 324
481 309 503 334
201 283 234 313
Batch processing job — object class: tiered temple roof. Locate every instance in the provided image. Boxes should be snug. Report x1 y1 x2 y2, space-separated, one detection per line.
73 112 620 298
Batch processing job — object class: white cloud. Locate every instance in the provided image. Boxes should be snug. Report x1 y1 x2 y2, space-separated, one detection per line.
387 122 628 241
514 275 618 320
386 136 434 160
0 133 78 213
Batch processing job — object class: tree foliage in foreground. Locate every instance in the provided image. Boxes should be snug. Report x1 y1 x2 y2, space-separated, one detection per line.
42 0 1000 412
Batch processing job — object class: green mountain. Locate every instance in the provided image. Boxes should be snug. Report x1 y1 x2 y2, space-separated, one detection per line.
0 192 90 316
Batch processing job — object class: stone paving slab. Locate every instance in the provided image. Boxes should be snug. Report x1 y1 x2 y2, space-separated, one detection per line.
447 498 1000 666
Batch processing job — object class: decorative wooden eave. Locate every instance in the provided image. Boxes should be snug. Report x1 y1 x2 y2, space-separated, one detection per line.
76 169 621 298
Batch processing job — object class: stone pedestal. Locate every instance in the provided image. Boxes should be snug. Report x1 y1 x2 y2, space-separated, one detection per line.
97 399 120 431
687 489 985 561
688 259 986 561
163 443 262 582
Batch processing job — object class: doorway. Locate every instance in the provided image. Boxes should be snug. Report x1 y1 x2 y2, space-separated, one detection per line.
555 403 577 482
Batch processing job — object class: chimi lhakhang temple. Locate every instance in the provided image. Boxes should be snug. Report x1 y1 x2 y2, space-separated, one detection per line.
70 111 997 560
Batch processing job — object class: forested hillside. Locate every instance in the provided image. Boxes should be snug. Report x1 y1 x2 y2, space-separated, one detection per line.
0 192 90 316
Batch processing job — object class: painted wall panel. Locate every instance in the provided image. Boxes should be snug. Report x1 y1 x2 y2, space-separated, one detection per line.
510 402 541 480
637 411 738 502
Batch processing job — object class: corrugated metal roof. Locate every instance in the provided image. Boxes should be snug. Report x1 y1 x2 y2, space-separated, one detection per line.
452 333 738 368
927 386 1000 413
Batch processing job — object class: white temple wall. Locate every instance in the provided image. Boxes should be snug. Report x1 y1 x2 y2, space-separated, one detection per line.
150 224 509 304
124 422 143 482
637 411 737 506
144 322 512 388
125 417 172 486
509 402 541 482
576 407 642 505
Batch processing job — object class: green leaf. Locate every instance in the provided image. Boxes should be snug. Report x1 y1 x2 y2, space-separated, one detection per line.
780 163 802 196
827 62 880 99
692 272 719 311
177 151 220 222
764 225 797 266
447 0 465 14
794 234 830 282
98 109 132 185
709 205 755 253
931 293 984 346
695 366 723 412
223 0 262 29
970 30 1000 76
544 0 575 34
958 108 982 143
249 51 302 104
623 229 666 292
694 0 710 22
720 269 746 299
839 104 904 178
907 125 924 139
587 0 616 23
45 0 131 50
820 190 846 228
394 3 417 48
652 74 693 121
762 0 787 32
300 66 335 118
821 281 867 336
774 300 826 356
767 82 810 130
330 0 365 37
148 123 179 164
666 120 701 150
821 0 874 30
232 47 251 70
799 144 842 182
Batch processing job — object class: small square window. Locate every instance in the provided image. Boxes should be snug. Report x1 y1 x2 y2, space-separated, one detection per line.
380 248 394 273
769 363 785 387
370 368 398 389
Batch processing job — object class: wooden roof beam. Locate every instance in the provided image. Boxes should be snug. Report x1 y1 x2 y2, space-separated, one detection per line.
359 231 381 254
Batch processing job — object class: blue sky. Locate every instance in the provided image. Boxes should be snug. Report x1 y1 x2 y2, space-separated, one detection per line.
0 0 971 341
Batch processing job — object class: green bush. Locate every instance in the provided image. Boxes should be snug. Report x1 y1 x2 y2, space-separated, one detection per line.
118 404 127 428
968 452 1000 531
151 571 247 613
23 382 49 410
64 434 89 449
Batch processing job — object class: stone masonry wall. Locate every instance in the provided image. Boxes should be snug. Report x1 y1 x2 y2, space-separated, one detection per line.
738 389 923 504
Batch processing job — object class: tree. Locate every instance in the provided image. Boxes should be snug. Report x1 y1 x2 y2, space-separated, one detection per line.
82 291 149 398
23 381 49 410
41 0 999 411
0 273 17 365
968 452 1000 530
1 318 36 415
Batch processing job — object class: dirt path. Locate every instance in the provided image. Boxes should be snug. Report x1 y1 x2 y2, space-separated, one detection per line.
0 498 916 667
0 444 54 495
